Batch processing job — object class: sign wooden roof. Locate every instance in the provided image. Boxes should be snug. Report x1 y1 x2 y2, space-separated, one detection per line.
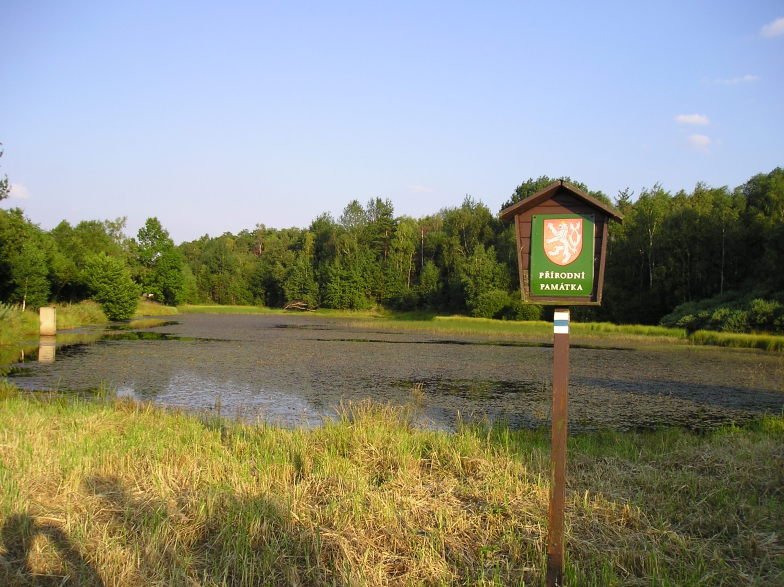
499 180 624 222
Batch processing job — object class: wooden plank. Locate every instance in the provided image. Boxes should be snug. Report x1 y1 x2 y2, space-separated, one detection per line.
596 220 609 304
515 215 527 295
546 309 570 587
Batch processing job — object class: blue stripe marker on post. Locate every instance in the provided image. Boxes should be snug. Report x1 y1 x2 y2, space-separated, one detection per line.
553 310 570 334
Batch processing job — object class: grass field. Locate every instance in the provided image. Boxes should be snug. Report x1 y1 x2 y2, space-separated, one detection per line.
0 383 781 586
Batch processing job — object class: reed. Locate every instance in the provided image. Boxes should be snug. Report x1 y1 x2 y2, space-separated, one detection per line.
55 301 107 330
689 329 784 352
0 388 780 585
0 305 37 345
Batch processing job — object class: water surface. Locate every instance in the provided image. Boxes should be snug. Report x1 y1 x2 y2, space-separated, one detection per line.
4 313 783 431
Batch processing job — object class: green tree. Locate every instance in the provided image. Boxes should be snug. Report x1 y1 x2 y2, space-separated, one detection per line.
50 219 129 300
365 197 396 260
417 260 441 308
282 232 319 307
0 208 52 309
191 234 255 305
460 244 509 316
740 168 784 289
8 240 50 310
135 217 185 305
83 253 139 320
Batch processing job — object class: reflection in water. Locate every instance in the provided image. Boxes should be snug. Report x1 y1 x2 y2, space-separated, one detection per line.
160 372 325 427
38 336 57 363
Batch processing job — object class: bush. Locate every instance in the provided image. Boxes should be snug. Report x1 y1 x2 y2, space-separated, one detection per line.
661 290 784 334
503 297 544 321
720 310 750 333
470 289 509 319
83 254 140 320
748 298 784 332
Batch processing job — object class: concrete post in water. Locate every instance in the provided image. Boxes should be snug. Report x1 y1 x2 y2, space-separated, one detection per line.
39 306 57 336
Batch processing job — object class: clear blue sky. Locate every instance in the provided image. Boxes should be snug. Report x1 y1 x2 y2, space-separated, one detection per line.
2 0 782 243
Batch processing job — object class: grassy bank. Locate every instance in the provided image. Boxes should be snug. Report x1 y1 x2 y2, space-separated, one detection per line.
181 305 784 351
346 313 688 345
0 304 38 346
178 304 274 314
0 385 780 586
690 329 784 352
134 300 179 317
0 299 176 344
178 305 688 344
0 301 108 345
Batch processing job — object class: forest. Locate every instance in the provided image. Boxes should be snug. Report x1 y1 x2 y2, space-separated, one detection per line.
1 166 783 333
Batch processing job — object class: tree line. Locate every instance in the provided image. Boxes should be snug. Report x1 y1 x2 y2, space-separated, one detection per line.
1 159 783 331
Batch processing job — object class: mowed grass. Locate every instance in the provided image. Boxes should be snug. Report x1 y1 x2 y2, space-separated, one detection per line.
0 383 781 586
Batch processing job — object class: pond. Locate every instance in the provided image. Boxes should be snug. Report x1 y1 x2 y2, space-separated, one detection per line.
3 313 784 432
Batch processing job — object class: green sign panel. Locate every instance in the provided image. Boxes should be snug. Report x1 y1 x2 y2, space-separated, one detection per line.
530 214 595 297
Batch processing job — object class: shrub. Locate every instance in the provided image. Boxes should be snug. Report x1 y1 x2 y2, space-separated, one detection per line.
721 310 750 333
470 289 509 318
748 298 783 332
504 298 544 321
83 254 140 320
662 291 784 335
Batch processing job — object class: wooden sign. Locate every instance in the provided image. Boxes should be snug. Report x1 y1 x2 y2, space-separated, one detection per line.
500 180 622 586
499 181 623 305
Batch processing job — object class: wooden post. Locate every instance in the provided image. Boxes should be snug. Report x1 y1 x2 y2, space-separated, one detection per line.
546 308 570 586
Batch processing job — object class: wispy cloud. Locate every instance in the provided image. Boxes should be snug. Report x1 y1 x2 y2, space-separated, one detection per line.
9 183 31 199
714 74 759 85
761 17 784 37
687 134 712 153
675 114 710 126
406 185 434 193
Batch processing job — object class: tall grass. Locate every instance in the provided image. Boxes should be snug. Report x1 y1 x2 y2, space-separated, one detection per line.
690 329 784 352
0 304 38 345
55 301 107 330
0 387 780 585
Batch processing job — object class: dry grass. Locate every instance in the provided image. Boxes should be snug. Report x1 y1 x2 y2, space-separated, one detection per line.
0 385 781 585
